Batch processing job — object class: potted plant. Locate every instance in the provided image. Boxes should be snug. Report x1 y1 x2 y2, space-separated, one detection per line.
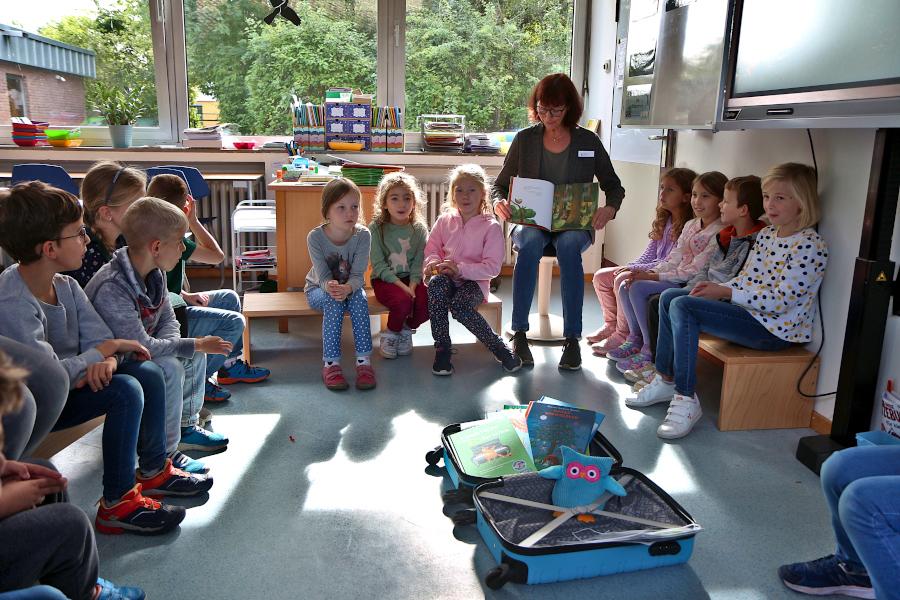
91 83 146 148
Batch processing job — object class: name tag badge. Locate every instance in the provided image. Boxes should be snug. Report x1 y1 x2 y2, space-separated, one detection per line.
578 150 595 158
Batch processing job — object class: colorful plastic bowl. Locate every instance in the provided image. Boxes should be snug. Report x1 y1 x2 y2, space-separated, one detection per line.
13 138 41 147
328 141 365 151
233 141 257 150
48 138 83 147
45 128 80 140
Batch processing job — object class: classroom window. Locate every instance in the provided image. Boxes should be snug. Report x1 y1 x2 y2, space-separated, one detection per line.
4 2 161 127
184 0 378 136
5 75 27 118
404 0 575 133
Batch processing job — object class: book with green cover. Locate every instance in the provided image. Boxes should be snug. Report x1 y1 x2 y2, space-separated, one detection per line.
508 177 601 232
448 417 536 478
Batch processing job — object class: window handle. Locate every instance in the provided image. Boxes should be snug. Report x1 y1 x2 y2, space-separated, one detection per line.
394 22 400 48
156 0 166 23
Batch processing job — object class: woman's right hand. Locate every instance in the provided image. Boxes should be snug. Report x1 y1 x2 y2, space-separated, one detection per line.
493 200 512 222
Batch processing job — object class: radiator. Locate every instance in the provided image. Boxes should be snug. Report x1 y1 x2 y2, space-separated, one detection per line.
196 179 267 264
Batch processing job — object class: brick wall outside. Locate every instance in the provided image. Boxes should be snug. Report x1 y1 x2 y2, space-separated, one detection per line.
1 62 87 125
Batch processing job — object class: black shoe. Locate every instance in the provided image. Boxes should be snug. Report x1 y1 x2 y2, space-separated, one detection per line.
558 337 582 371
511 331 534 366
494 346 523 373
489 276 501 293
432 343 454 376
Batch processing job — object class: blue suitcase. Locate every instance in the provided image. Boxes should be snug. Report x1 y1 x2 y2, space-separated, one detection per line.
471 468 701 589
425 422 623 508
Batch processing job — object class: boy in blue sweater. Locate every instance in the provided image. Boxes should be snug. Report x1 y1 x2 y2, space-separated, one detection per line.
85 197 232 458
0 182 210 535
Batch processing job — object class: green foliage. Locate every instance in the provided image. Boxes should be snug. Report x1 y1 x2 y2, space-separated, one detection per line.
39 0 158 125
91 82 146 125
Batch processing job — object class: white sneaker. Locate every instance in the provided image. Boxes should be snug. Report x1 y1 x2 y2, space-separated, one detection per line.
379 332 399 359
657 394 703 439
396 329 413 356
625 374 675 408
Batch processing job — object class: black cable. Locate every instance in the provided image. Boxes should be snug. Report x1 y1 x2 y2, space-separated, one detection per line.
796 129 835 399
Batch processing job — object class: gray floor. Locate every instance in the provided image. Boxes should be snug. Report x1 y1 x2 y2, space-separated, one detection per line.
52 278 844 599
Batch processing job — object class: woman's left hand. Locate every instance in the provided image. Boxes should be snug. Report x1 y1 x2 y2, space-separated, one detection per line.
690 281 732 300
591 206 617 230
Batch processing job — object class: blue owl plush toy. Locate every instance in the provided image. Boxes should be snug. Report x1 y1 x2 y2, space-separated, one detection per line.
539 446 626 521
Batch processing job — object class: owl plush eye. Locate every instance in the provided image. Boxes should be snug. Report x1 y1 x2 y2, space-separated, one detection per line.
566 462 583 479
583 467 601 482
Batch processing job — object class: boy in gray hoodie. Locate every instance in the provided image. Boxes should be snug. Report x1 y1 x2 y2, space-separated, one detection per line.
85 197 232 461
0 182 210 535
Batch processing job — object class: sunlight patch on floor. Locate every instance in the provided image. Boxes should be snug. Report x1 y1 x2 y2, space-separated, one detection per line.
644 442 698 495
180 413 281 528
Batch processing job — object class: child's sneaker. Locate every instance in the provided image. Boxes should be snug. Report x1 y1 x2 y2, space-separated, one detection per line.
778 555 874 599
585 324 616 344
625 374 675 408
657 393 702 439
511 331 534 366
432 343 454 376
591 333 626 357
204 381 231 403
379 332 398 359
616 352 652 374
632 379 649 393
137 458 214 497
95 577 146 600
322 364 349 390
355 364 377 390
606 341 641 362
493 346 523 373
396 329 414 356
178 425 229 452
169 450 209 474
95 484 185 535
624 363 655 384
216 360 271 384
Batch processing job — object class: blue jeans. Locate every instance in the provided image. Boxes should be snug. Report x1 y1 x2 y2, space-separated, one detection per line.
620 279 680 353
122 356 186 454
655 293 791 396
186 289 244 376
307 287 373 361
0 587 68 600
511 226 592 338
54 368 166 502
820 445 900 600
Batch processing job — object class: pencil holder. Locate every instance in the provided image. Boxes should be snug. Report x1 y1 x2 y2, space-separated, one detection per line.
308 127 325 152
371 128 387 152
386 128 403 152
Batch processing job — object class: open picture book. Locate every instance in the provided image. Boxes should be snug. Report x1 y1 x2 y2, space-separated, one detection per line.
508 177 601 232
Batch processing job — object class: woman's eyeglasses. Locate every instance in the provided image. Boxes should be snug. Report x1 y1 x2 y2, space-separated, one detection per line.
536 105 566 117
57 226 89 242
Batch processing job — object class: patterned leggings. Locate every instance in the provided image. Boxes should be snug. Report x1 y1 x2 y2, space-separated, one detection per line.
307 287 373 361
428 275 504 355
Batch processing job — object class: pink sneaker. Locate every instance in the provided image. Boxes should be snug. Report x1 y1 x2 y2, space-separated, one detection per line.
322 365 349 391
585 325 616 344
607 341 642 362
617 352 652 374
355 364 376 390
591 334 626 357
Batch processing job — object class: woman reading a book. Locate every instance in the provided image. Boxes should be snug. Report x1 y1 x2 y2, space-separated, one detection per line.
493 73 625 371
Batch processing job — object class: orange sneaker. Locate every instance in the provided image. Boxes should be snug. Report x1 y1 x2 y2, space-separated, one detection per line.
322 364 349 390
95 484 185 535
355 364 376 390
136 458 213 498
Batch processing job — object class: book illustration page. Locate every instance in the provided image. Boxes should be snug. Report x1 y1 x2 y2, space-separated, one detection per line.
551 182 600 231
509 178 554 229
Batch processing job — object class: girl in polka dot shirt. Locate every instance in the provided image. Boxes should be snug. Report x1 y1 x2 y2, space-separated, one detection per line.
631 163 828 440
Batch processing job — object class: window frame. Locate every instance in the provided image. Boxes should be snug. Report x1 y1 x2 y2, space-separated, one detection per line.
5 73 28 118
1 0 182 146
3 0 587 144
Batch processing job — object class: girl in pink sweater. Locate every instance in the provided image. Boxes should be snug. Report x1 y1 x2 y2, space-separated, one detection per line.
424 165 521 376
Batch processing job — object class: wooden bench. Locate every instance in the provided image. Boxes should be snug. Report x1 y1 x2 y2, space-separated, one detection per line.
31 416 105 460
241 290 503 364
698 334 818 431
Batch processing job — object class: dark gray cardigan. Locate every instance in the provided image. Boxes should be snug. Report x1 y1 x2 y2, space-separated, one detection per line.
492 123 625 212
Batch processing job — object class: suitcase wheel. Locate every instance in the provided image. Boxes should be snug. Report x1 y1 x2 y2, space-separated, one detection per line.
425 446 443 466
485 564 511 590
450 508 477 526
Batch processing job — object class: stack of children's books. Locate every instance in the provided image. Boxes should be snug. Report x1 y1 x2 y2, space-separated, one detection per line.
447 397 603 479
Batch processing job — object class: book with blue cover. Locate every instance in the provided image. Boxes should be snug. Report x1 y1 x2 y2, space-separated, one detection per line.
525 398 601 470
